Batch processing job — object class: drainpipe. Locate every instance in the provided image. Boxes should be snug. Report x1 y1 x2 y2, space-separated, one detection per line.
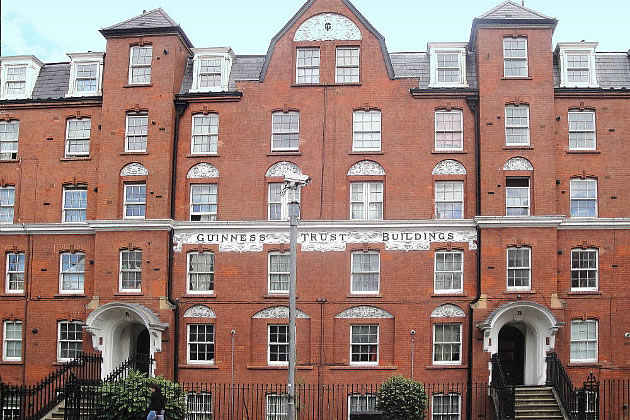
22 225 32 386
167 100 189 382
465 94 482 420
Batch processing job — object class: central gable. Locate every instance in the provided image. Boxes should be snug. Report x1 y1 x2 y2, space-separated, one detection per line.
294 13 362 42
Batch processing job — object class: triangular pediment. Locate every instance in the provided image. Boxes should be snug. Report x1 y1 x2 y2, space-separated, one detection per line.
477 1 553 20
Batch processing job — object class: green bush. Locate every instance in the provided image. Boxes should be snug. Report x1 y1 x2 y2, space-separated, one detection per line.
376 375 427 420
95 370 186 420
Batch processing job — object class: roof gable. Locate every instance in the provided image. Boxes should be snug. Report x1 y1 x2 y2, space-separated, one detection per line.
100 8 193 49
477 1 553 20
259 0 393 81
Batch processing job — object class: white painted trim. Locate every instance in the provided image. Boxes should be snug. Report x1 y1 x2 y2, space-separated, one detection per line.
57 321 83 362
187 323 216 365
268 251 290 295
65 52 104 97
350 250 380 295
62 184 88 223
64 117 91 158
128 46 152 85
349 324 379 366
189 47 234 93
503 37 528 78
124 113 148 153
3 320 22 361
505 104 530 146
58 252 85 295
570 178 598 218
0 56 43 100
123 183 147 220
506 247 531 291
475 216 563 228
568 110 596 151
428 44 468 88
271 111 300 152
267 324 289 366
570 320 598 364
432 323 462 366
5 252 24 294
434 250 464 294
434 109 464 151
557 42 599 88
186 252 215 295
570 248 599 292
431 393 461 419
119 249 142 293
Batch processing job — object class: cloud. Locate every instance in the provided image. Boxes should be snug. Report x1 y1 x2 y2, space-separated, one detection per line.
1 11 68 62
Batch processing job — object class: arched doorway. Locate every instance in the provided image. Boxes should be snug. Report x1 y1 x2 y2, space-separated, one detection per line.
85 302 168 377
478 301 560 385
498 324 525 385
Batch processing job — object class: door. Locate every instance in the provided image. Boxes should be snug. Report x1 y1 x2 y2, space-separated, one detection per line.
498 324 525 385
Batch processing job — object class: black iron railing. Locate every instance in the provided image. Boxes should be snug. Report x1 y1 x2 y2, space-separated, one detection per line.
546 351 579 419
103 352 154 382
0 352 101 420
490 353 515 419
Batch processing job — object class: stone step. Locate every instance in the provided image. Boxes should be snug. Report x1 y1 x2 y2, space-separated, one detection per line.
515 401 559 408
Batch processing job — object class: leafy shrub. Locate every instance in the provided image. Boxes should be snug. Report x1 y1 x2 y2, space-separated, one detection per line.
95 369 186 420
377 375 427 420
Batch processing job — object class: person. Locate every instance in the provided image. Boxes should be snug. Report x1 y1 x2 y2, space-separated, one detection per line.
147 383 165 420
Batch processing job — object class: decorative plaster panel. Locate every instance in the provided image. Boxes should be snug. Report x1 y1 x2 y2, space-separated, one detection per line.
265 161 302 177
335 305 394 319
252 306 310 319
503 157 533 171
294 13 362 42
431 304 465 318
184 305 216 318
432 160 466 175
187 163 219 179
120 163 148 176
347 161 385 176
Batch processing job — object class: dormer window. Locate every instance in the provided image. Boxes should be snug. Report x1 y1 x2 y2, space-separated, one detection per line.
557 43 598 88
66 52 104 97
428 43 467 88
0 56 43 100
190 47 235 93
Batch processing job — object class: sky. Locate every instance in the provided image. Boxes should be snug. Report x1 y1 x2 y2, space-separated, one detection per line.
1 0 629 63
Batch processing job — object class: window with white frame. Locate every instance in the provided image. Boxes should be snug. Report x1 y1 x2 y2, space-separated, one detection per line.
336 47 359 83
190 48 234 93
435 181 463 219
123 183 146 219
188 324 215 364
558 43 598 88
5 66 27 95
570 178 597 217
1 57 42 100
266 394 288 420
569 111 596 150
3 321 22 361
63 185 87 222
60 252 85 293
351 251 380 294
268 325 289 365
570 320 598 363
505 178 530 216
505 105 530 146
272 111 300 151
187 252 214 294
350 182 383 220
120 250 142 291
58 321 82 361
66 53 104 97
191 114 219 154
125 113 148 152
268 252 290 294
190 184 218 221
433 323 461 365
187 392 212 420
129 46 152 84
1 393 20 419
507 247 531 290
349 394 378 417
0 120 19 160
428 44 468 87
350 324 378 365
435 110 463 150
571 249 598 291
434 250 463 294
353 110 381 151
296 47 320 84
268 183 300 221
6 252 25 293
65 118 91 157
432 393 461 420
503 38 528 77
0 186 15 224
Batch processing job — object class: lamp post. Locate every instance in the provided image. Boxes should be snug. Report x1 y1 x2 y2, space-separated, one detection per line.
283 172 311 420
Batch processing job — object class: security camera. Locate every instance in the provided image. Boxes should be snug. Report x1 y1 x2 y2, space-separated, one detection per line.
284 172 312 187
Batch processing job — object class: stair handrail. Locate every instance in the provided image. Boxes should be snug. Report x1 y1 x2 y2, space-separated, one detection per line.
0 352 102 420
103 352 155 383
545 351 578 420
490 353 515 419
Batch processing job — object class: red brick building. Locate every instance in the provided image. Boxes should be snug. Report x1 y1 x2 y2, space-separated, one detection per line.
1 0 629 417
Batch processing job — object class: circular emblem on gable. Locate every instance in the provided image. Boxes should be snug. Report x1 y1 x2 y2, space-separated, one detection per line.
324 22 332 31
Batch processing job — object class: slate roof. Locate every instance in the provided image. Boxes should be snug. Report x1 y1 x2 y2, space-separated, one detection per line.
390 52 479 89
31 63 71 100
477 1 554 20
100 8 193 49
178 56 266 94
553 53 630 89
101 8 178 31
